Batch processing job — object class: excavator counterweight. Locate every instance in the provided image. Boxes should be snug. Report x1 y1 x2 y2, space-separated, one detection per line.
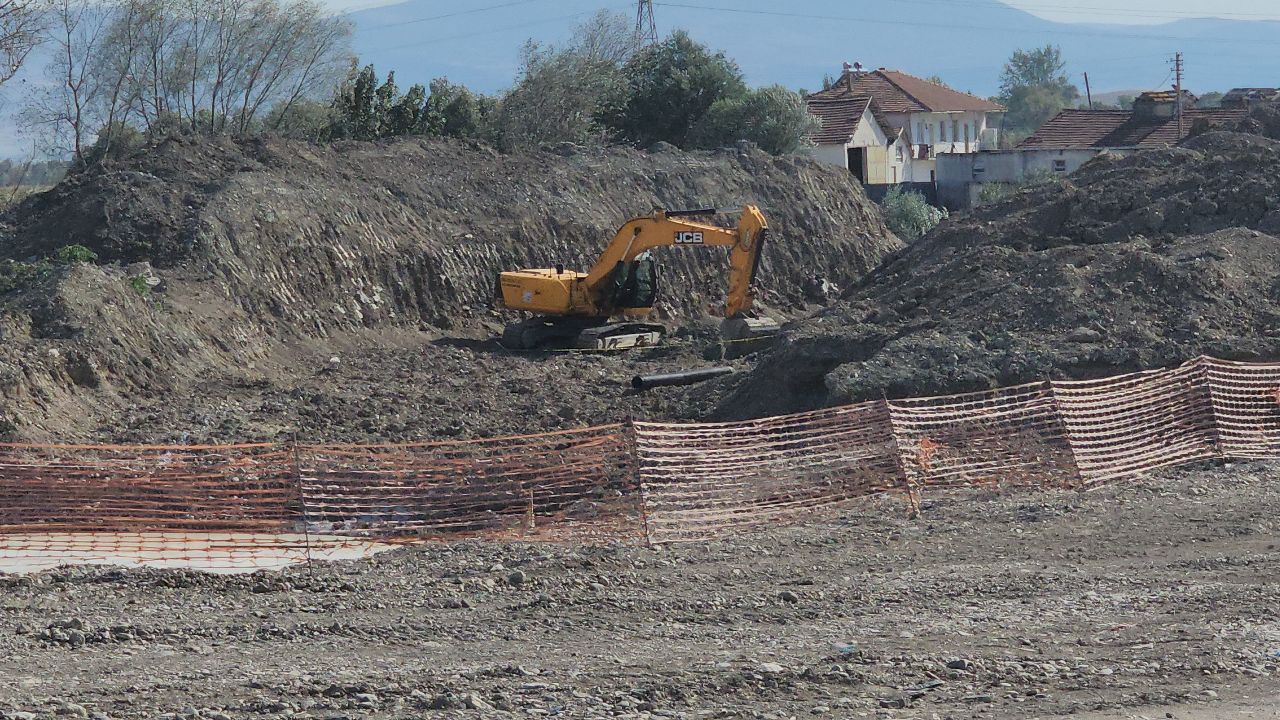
494 206 779 350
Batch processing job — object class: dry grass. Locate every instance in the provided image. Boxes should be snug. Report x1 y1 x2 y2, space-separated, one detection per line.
0 185 52 210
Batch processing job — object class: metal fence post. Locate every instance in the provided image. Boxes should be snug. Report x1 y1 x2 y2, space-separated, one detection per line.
624 418 654 547
290 433 314 572
881 396 920 518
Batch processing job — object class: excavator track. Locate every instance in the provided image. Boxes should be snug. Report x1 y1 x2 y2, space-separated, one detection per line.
501 318 664 351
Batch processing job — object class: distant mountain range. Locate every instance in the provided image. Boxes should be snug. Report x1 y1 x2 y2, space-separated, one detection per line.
349 0 1280 99
2 0 1278 157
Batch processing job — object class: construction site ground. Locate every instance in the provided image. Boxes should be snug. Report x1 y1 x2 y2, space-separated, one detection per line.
1 460 1277 719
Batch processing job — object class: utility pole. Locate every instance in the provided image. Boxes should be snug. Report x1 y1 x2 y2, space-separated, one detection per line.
634 0 657 51
1174 51 1184 138
1083 72 1093 110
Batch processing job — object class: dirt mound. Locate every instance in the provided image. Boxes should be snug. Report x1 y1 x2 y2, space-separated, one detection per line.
0 134 899 442
690 131 1280 419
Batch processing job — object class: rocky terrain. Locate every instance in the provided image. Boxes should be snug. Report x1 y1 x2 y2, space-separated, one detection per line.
0 134 897 442
691 131 1280 419
0 461 1277 718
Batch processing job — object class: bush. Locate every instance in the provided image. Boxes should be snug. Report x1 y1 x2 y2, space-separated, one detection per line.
0 260 52 294
880 187 948 241
53 244 98 265
599 30 746 148
976 182 1014 206
688 85 817 154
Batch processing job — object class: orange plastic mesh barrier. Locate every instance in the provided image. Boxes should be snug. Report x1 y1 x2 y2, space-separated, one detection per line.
0 444 307 571
887 382 1078 491
635 402 903 543
0 443 296 532
4 355 1280 568
299 425 641 543
1201 357 1280 458
1053 360 1219 486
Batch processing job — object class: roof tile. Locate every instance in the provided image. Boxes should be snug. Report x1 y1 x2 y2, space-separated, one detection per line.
810 69 1004 113
1016 108 1248 149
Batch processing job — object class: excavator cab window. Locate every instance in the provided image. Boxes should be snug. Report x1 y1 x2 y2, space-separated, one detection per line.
611 253 658 310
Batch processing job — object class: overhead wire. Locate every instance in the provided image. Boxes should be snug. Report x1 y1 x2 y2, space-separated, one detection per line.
360 0 550 30
653 2 1280 46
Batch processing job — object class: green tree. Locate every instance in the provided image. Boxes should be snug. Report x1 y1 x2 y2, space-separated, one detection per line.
880 186 947 241
491 10 631 149
425 78 493 138
688 85 817 154
265 98 335 141
387 83 427 136
330 64 381 140
996 45 1079 138
600 30 747 148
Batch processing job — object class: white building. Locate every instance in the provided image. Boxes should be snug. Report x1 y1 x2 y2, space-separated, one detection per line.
806 94 914 184
936 91 1247 208
807 65 1005 184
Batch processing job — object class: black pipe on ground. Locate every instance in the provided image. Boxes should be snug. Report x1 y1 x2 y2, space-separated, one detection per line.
632 366 733 390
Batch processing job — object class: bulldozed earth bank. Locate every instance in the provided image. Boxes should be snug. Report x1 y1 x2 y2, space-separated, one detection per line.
0 134 897 443
690 131 1280 419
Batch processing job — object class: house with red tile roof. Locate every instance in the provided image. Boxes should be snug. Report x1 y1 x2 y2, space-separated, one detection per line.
936 91 1246 209
805 93 914 183
806 63 1004 184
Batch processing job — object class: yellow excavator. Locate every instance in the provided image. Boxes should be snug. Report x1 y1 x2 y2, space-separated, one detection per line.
494 205 780 350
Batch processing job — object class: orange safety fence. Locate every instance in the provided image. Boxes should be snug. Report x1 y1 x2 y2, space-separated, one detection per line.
1 355 1280 569
1201 357 1280 458
1053 360 1220 486
886 381 1078 492
635 402 902 543
298 425 641 544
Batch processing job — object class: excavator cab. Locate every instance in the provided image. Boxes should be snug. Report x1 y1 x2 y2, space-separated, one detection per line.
608 252 659 312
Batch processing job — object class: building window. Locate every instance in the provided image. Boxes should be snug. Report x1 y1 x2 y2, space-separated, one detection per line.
964 123 970 145
940 123 947 142
951 120 959 143
1053 159 1067 172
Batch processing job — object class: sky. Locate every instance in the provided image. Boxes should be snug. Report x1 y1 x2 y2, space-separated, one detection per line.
1001 0 1280 24
325 0 1280 23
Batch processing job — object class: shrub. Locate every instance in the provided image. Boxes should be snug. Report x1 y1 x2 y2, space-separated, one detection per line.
53 244 98 265
688 85 817 154
880 187 948 241
0 260 52 294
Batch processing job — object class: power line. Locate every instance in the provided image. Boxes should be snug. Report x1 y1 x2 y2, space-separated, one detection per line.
377 8 618 53
652 2 1280 46
914 0 1280 21
360 0 549 30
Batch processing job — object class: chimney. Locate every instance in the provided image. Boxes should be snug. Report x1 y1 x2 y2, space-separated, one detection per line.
1133 90 1197 120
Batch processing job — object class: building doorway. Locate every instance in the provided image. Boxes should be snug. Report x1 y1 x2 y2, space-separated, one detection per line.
846 147 865 182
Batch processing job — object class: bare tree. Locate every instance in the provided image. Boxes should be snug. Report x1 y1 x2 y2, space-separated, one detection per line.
24 0 112 162
0 0 44 86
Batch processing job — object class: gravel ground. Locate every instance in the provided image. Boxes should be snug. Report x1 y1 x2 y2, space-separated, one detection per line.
0 461 1277 719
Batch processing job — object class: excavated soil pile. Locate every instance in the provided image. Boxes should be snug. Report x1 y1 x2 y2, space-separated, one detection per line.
0 133 898 442
691 131 1280 419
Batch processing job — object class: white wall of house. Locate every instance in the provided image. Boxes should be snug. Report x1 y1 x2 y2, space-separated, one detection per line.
936 147 1130 208
889 111 1000 157
809 143 850 169
806 104 916 184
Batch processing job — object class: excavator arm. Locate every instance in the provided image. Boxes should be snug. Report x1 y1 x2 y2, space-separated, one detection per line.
583 205 769 317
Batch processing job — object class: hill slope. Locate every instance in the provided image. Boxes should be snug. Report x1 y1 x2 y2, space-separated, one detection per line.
0 134 899 442
687 131 1280 419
